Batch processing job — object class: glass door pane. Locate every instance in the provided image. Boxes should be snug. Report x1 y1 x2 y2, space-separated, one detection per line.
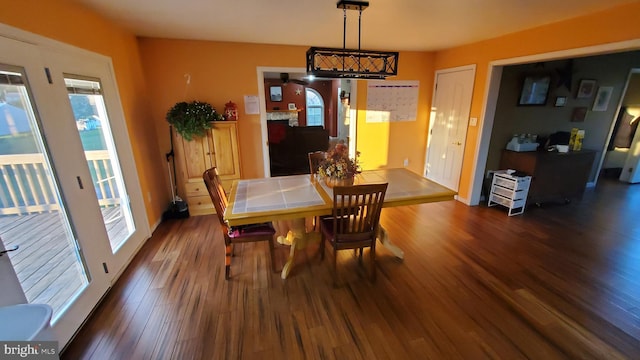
0 66 89 318
64 76 135 252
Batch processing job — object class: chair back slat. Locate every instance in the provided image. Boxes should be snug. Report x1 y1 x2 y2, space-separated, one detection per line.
331 183 388 243
203 167 228 227
308 151 327 174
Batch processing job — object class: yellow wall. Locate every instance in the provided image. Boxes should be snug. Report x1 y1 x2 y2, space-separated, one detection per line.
356 52 435 173
0 0 167 226
434 2 640 199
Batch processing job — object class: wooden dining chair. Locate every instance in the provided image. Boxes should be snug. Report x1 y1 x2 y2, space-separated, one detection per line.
308 151 326 174
307 151 327 231
203 167 277 280
319 183 388 285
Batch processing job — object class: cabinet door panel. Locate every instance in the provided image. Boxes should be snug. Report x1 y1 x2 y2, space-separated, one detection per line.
210 123 240 179
181 136 211 179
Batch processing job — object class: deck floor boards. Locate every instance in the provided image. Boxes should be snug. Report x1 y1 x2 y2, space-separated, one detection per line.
0 206 126 316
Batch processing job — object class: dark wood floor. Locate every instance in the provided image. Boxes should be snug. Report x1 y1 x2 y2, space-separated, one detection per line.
62 178 640 359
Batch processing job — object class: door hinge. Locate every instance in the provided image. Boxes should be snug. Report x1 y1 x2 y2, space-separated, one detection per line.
44 68 52 84
102 262 109 273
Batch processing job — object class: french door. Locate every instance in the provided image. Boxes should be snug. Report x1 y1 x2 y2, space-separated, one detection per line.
0 31 148 348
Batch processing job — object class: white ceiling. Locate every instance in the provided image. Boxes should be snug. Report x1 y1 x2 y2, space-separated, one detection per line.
76 0 635 51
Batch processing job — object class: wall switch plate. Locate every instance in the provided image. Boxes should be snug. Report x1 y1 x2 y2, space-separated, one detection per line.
403 158 409 167
470 117 478 126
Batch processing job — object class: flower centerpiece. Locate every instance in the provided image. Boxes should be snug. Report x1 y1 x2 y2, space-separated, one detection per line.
317 142 360 187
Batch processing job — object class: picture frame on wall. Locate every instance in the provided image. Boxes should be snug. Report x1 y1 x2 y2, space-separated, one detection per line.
592 86 614 112
554 96 567 107
270 86 283 102
576 79 596 99
571 107 588 122
518 75 551 106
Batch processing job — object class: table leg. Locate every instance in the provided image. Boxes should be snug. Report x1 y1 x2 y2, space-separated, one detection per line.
280 236 298 279
377 225 404 260
275 219 321 279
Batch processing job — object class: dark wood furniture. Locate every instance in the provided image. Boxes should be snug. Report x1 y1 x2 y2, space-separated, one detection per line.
319 183 388 285
267 121 329 176
499 149 596 204
203 167 276 279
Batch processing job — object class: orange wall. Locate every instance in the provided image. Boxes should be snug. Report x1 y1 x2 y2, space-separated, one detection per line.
138 39 433 179
138 39 310 180
434 1 640 200
0 0 166 227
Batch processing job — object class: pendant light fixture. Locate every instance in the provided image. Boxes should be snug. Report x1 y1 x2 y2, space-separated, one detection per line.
306 0 399 79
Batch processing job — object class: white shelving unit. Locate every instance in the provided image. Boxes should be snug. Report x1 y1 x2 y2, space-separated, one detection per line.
488 171 531 216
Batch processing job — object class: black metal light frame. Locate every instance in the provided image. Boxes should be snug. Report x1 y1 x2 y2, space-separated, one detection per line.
306 0 399 79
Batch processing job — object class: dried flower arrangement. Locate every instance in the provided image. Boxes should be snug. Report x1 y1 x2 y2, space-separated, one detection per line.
317 142 360 180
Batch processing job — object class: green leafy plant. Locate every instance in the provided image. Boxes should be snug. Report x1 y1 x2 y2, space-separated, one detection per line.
165 101 224 141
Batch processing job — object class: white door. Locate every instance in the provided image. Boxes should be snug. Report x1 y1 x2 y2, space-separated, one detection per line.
425 66 475 191
41 47 150 273
0 33 148 348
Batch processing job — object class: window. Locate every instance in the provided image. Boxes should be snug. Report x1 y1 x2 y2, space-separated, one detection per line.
306 88 324 127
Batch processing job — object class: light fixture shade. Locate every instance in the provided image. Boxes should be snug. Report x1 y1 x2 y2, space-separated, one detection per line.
306 47 399 79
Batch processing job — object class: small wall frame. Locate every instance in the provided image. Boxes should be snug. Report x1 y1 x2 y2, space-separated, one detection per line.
576 79 596 99
270 86 283 102
554 96 567 107
592 86 613 112
518 75 551 106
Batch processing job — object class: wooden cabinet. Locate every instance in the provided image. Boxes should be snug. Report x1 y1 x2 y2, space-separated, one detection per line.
175 121 241 215
499 149 596 205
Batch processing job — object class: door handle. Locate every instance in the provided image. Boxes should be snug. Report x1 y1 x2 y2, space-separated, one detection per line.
0 245 19 256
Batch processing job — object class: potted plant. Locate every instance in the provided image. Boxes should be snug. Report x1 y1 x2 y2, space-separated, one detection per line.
165 100 224 141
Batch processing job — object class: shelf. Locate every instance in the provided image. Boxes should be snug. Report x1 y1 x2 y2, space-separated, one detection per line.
266 109 302 113
488 171 531 216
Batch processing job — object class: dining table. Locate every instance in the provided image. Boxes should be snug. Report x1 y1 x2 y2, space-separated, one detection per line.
224 168 457 279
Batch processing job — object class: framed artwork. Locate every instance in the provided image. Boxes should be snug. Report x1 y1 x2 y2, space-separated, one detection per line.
554 96 567 107
518 75 551 106
576 79 596 99
571 107 588 122
592 86 614 112
269 86 283 102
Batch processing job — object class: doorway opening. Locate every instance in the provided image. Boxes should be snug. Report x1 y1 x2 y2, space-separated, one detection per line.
469 40 640 206
257 67 357 177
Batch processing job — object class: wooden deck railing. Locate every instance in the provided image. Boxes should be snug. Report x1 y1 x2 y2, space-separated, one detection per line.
0 150 119 215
